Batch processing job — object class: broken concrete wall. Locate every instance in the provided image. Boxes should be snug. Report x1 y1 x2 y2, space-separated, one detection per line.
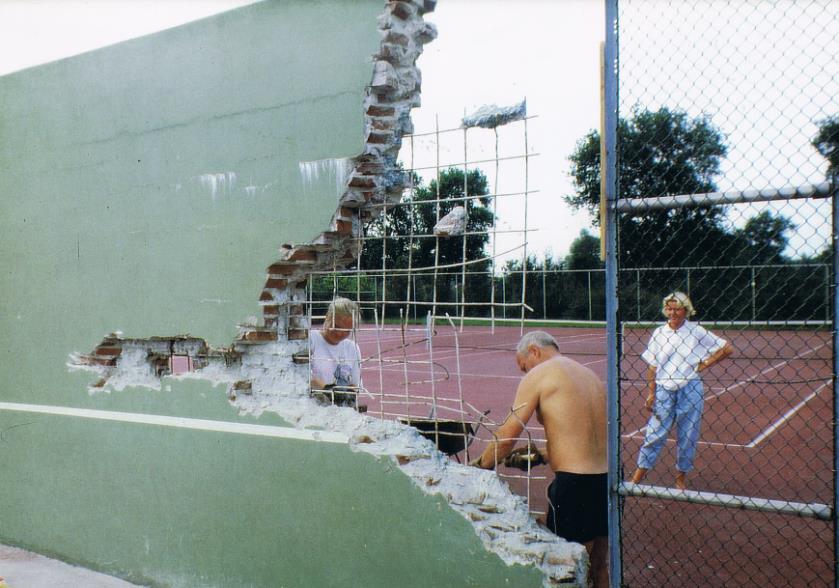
0 1 586 586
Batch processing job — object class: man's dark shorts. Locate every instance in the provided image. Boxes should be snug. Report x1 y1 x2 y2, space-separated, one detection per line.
546 471 608 543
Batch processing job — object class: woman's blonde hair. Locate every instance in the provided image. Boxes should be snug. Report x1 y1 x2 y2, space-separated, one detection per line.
661 291 696 317
325 297 359 325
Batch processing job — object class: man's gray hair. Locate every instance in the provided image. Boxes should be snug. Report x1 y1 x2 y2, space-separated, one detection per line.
516 330 559 355
325 297 358 324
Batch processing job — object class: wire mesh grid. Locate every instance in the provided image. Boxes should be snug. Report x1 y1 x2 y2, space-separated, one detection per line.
609 1 838 585
305 111 559 515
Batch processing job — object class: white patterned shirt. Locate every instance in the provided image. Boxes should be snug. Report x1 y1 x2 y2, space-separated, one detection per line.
641 321 726 390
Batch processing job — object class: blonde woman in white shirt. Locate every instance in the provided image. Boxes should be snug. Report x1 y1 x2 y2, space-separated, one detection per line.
309 298 362 399
629 292 733 490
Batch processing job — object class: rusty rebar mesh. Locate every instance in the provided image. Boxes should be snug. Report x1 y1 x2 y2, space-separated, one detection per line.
615 0 837 585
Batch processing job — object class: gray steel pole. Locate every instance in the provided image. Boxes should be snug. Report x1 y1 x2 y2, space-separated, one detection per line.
604 0 622 585
832 174 838 586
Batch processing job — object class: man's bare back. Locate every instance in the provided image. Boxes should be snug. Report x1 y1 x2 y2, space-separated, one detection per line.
530 356 607 473
471 331 609 588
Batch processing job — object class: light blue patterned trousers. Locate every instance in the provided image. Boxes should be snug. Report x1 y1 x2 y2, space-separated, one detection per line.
636 378 705 472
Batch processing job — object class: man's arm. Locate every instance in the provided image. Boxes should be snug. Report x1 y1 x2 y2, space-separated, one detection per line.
471 377 540 469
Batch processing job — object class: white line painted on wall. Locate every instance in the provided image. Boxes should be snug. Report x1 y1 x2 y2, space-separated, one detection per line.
0 402 349 444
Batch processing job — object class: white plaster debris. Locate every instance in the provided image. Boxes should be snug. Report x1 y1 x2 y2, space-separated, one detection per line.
462 99 527 129
68 346 161 393
69 338 586 585
298 158 354 200
197 171 237 201
433 205 467 236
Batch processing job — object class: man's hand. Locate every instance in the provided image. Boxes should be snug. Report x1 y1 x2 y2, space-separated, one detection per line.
469 456 490 469
503 443 546 471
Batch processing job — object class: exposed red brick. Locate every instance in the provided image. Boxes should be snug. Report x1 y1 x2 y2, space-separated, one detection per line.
287 328 308 340
336 220 353 235
349 175 376 188
288 248 317 262
263 317 278 329
389 1 416 20
262 305 280 315
366 131 391 144
260 290 274 302
267 262 296 275
289 304 305 316
295 279 308 289
242 330 278 342
265 278 288 289
367 104 396 117
94 346 122 357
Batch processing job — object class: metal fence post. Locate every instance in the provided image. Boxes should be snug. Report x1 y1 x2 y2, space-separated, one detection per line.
832 174 838 584
604 0 622 584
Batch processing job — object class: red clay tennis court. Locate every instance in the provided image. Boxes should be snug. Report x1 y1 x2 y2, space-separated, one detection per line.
354 322 833 586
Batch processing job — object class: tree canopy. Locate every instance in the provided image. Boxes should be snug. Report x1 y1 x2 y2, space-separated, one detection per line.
358 167 494 317
812 114 839 178
566 106 797 268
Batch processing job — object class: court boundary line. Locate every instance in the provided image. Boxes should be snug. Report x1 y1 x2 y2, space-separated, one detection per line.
746 380 831 448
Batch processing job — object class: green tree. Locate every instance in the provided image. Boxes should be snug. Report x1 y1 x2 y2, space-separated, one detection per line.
359 167 494 317
565 229 603 270
733 211 795 265
812 114 839 177
567 107 732 268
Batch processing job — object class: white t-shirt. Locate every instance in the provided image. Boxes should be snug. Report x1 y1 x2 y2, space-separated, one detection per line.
641 321 726 390
308 330 362 388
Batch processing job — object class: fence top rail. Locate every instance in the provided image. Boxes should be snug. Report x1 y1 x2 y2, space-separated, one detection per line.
616 181 833 213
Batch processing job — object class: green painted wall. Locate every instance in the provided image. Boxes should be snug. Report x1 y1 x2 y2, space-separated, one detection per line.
0 409 544 587
0 0 376 411
0 1 548 586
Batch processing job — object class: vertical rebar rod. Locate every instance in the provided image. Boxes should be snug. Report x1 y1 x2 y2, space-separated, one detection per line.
381 185 389 323
400 309 411 416
751 266 756 322
461 127 469 331
445 313 468 456
520 118 530 335
406 133 416 322
604 0 623 585
491 128 500 333
374 307 385 419
432 115 441 320
588 270 593 321
427 311 438 421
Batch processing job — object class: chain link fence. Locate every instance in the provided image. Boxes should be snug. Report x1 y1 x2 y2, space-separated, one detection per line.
607 1 838 586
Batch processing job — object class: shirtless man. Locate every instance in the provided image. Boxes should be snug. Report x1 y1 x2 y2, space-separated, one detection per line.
471 331 608 588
